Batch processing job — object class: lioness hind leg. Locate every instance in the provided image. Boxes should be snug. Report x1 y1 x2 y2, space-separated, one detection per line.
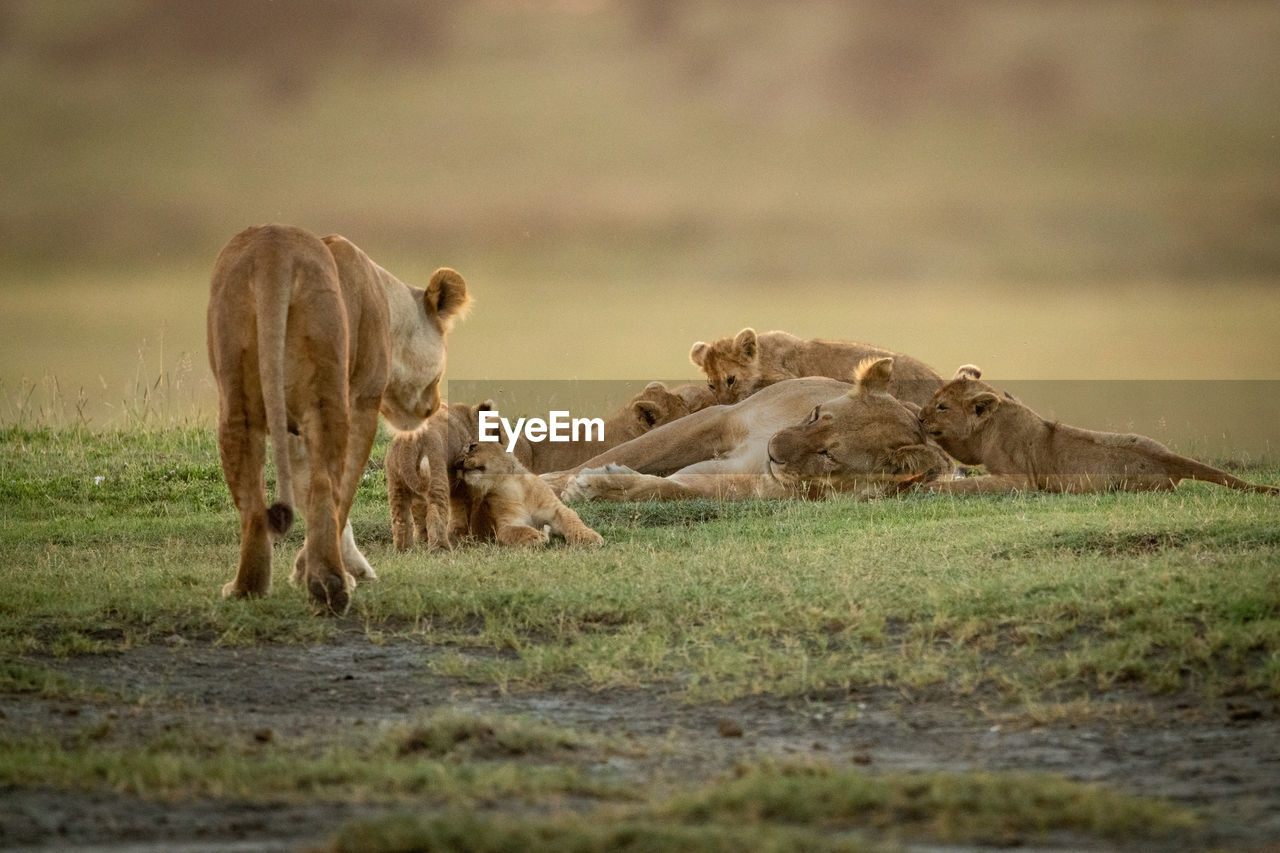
552 505 604 547
217 415 274 599
495 523 549 547
299 399 353 615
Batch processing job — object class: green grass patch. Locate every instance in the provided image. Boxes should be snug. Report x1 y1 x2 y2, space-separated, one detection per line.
0 710 616 805
317 762 1198 853
3 426 1278 704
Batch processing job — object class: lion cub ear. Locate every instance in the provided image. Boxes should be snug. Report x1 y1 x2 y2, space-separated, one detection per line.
732 327 758 361
954 364 982 381
689 341 711 367
853 356 894 396
425 268 472 332
970 391 1001 417
631 400 663 429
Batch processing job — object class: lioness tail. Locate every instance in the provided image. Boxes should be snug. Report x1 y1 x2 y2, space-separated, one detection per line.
253 234 303 535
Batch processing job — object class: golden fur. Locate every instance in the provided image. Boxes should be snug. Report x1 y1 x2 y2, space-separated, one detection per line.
460 442 603 547
207 224 469 613
514 381 717 473
559 358 950 502
385 400 494 551
689 328 943 406
919 365 1279 495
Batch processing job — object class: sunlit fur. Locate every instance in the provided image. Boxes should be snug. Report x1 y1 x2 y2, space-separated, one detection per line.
919 365 1280 495
207 224 469 614
559 358 950 503
460 442 603 547
689 327 943 406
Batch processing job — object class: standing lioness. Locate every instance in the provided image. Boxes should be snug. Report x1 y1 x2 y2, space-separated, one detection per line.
208 224 469 613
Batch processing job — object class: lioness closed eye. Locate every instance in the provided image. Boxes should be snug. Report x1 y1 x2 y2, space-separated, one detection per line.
918 365 1279 495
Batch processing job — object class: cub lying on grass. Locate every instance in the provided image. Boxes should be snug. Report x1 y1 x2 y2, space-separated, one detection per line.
690 327 943 406
919 366 1279 495
460 442 604 547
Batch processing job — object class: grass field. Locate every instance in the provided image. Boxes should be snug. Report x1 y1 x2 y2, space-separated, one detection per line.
3 3 1280 849
2 423 1278 848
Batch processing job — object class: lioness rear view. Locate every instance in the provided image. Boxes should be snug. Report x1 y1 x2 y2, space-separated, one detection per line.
207 224 470 614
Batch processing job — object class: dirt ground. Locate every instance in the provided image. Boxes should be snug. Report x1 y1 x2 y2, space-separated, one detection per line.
2 631 1278 852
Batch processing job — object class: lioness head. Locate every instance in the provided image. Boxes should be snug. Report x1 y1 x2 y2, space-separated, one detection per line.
766 357 949 492
917 365 1007 465
690 327 761 404
460 440 523 492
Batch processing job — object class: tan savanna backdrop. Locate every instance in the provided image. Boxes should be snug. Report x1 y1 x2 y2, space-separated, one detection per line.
1 0 1278 457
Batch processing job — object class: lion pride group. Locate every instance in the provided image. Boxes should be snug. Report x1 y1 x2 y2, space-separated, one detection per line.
208 225 1275 614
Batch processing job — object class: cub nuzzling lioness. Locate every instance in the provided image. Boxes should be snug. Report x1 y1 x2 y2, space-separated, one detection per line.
385 400 495 552
918 365 1279 495
460 442 604 547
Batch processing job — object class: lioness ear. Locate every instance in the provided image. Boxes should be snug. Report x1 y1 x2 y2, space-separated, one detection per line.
425 268 471 332
690 341 711 367
733 328 758 361
971 391 1001 417
954 364 982 381
631 400 662 429
854 357 894 396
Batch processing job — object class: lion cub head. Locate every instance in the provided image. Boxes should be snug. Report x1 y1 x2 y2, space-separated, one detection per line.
629 381 717 432
459 441 524 494
689 327 762 404
917 365 1007 465
766 357 949 492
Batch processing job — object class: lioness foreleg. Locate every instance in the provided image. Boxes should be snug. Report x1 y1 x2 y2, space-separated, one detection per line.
565 464 703 502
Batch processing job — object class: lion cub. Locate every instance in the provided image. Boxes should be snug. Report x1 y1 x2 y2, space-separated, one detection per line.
385 401 497 551
919 365 1279 495
460 442 604 547
690 328 943 407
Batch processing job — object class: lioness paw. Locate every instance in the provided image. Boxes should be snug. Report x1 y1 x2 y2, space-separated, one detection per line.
564 464 641 501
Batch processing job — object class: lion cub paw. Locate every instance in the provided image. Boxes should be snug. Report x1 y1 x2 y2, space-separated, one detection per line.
497 524 550 548
566 527 605 547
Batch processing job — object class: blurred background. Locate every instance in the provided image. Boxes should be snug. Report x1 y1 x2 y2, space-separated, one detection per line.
1 1 1277 455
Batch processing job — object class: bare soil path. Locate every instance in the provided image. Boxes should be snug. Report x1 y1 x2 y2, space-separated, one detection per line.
3 632 1277 851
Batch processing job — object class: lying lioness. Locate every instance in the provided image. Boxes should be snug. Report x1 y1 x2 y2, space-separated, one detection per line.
918 366 1279 495
560 357 950 502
